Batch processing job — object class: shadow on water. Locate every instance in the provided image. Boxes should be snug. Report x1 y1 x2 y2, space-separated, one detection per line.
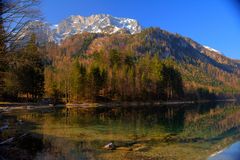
0 111 44 160
1 101 240 160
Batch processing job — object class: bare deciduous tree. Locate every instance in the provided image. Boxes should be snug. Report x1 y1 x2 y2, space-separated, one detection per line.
0 0 40 98
1 0 40 51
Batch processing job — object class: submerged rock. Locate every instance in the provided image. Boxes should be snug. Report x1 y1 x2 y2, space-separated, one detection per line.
104 142 116 150
132 144 148 152
116 147 132 151
103 142 148 152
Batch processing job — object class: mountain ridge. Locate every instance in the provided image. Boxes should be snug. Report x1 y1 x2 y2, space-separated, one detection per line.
23 14 231 64
22 14 142 43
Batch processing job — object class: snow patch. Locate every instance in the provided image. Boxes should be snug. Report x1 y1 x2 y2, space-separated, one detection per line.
204 45 222 55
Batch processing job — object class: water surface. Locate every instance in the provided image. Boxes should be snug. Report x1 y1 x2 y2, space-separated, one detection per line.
1 102 240 160
209 141 240 160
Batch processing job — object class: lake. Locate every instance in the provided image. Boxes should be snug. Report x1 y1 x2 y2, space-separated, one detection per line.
1 102 240 160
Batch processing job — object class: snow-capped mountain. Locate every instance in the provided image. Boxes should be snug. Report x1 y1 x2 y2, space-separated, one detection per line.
23 14 142 43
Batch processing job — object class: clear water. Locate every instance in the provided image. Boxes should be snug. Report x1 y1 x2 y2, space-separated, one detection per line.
209 141 240 160
1 102 240 160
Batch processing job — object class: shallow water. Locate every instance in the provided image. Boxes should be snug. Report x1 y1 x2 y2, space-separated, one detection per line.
1 102 240 160
209 141 240 160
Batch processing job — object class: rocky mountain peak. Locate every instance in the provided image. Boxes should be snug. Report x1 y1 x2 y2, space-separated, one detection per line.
23 14 142 44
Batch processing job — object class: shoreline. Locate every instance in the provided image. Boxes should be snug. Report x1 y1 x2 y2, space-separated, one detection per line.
61 98 237 108
208 141 240 160
0 99 237 110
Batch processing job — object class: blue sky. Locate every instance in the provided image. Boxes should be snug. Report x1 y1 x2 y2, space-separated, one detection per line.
41 0 240 59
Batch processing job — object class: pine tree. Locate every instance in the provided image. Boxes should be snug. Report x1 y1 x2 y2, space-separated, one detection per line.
71 59 86 101
89 65 107 100
16 34 44 101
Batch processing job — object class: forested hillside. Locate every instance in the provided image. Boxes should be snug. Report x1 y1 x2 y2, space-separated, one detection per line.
2 17 240 102
40 28 240 102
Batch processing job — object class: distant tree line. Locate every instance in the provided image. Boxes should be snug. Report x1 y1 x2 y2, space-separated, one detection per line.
44 49 184 102
0 35 225 103
0 34 231 103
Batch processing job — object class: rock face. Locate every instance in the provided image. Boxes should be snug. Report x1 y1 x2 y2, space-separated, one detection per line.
19 21 56 44
22 14 142 43
55 14 142 40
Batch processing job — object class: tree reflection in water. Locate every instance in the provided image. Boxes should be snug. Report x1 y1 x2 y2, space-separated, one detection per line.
1 102 240 160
